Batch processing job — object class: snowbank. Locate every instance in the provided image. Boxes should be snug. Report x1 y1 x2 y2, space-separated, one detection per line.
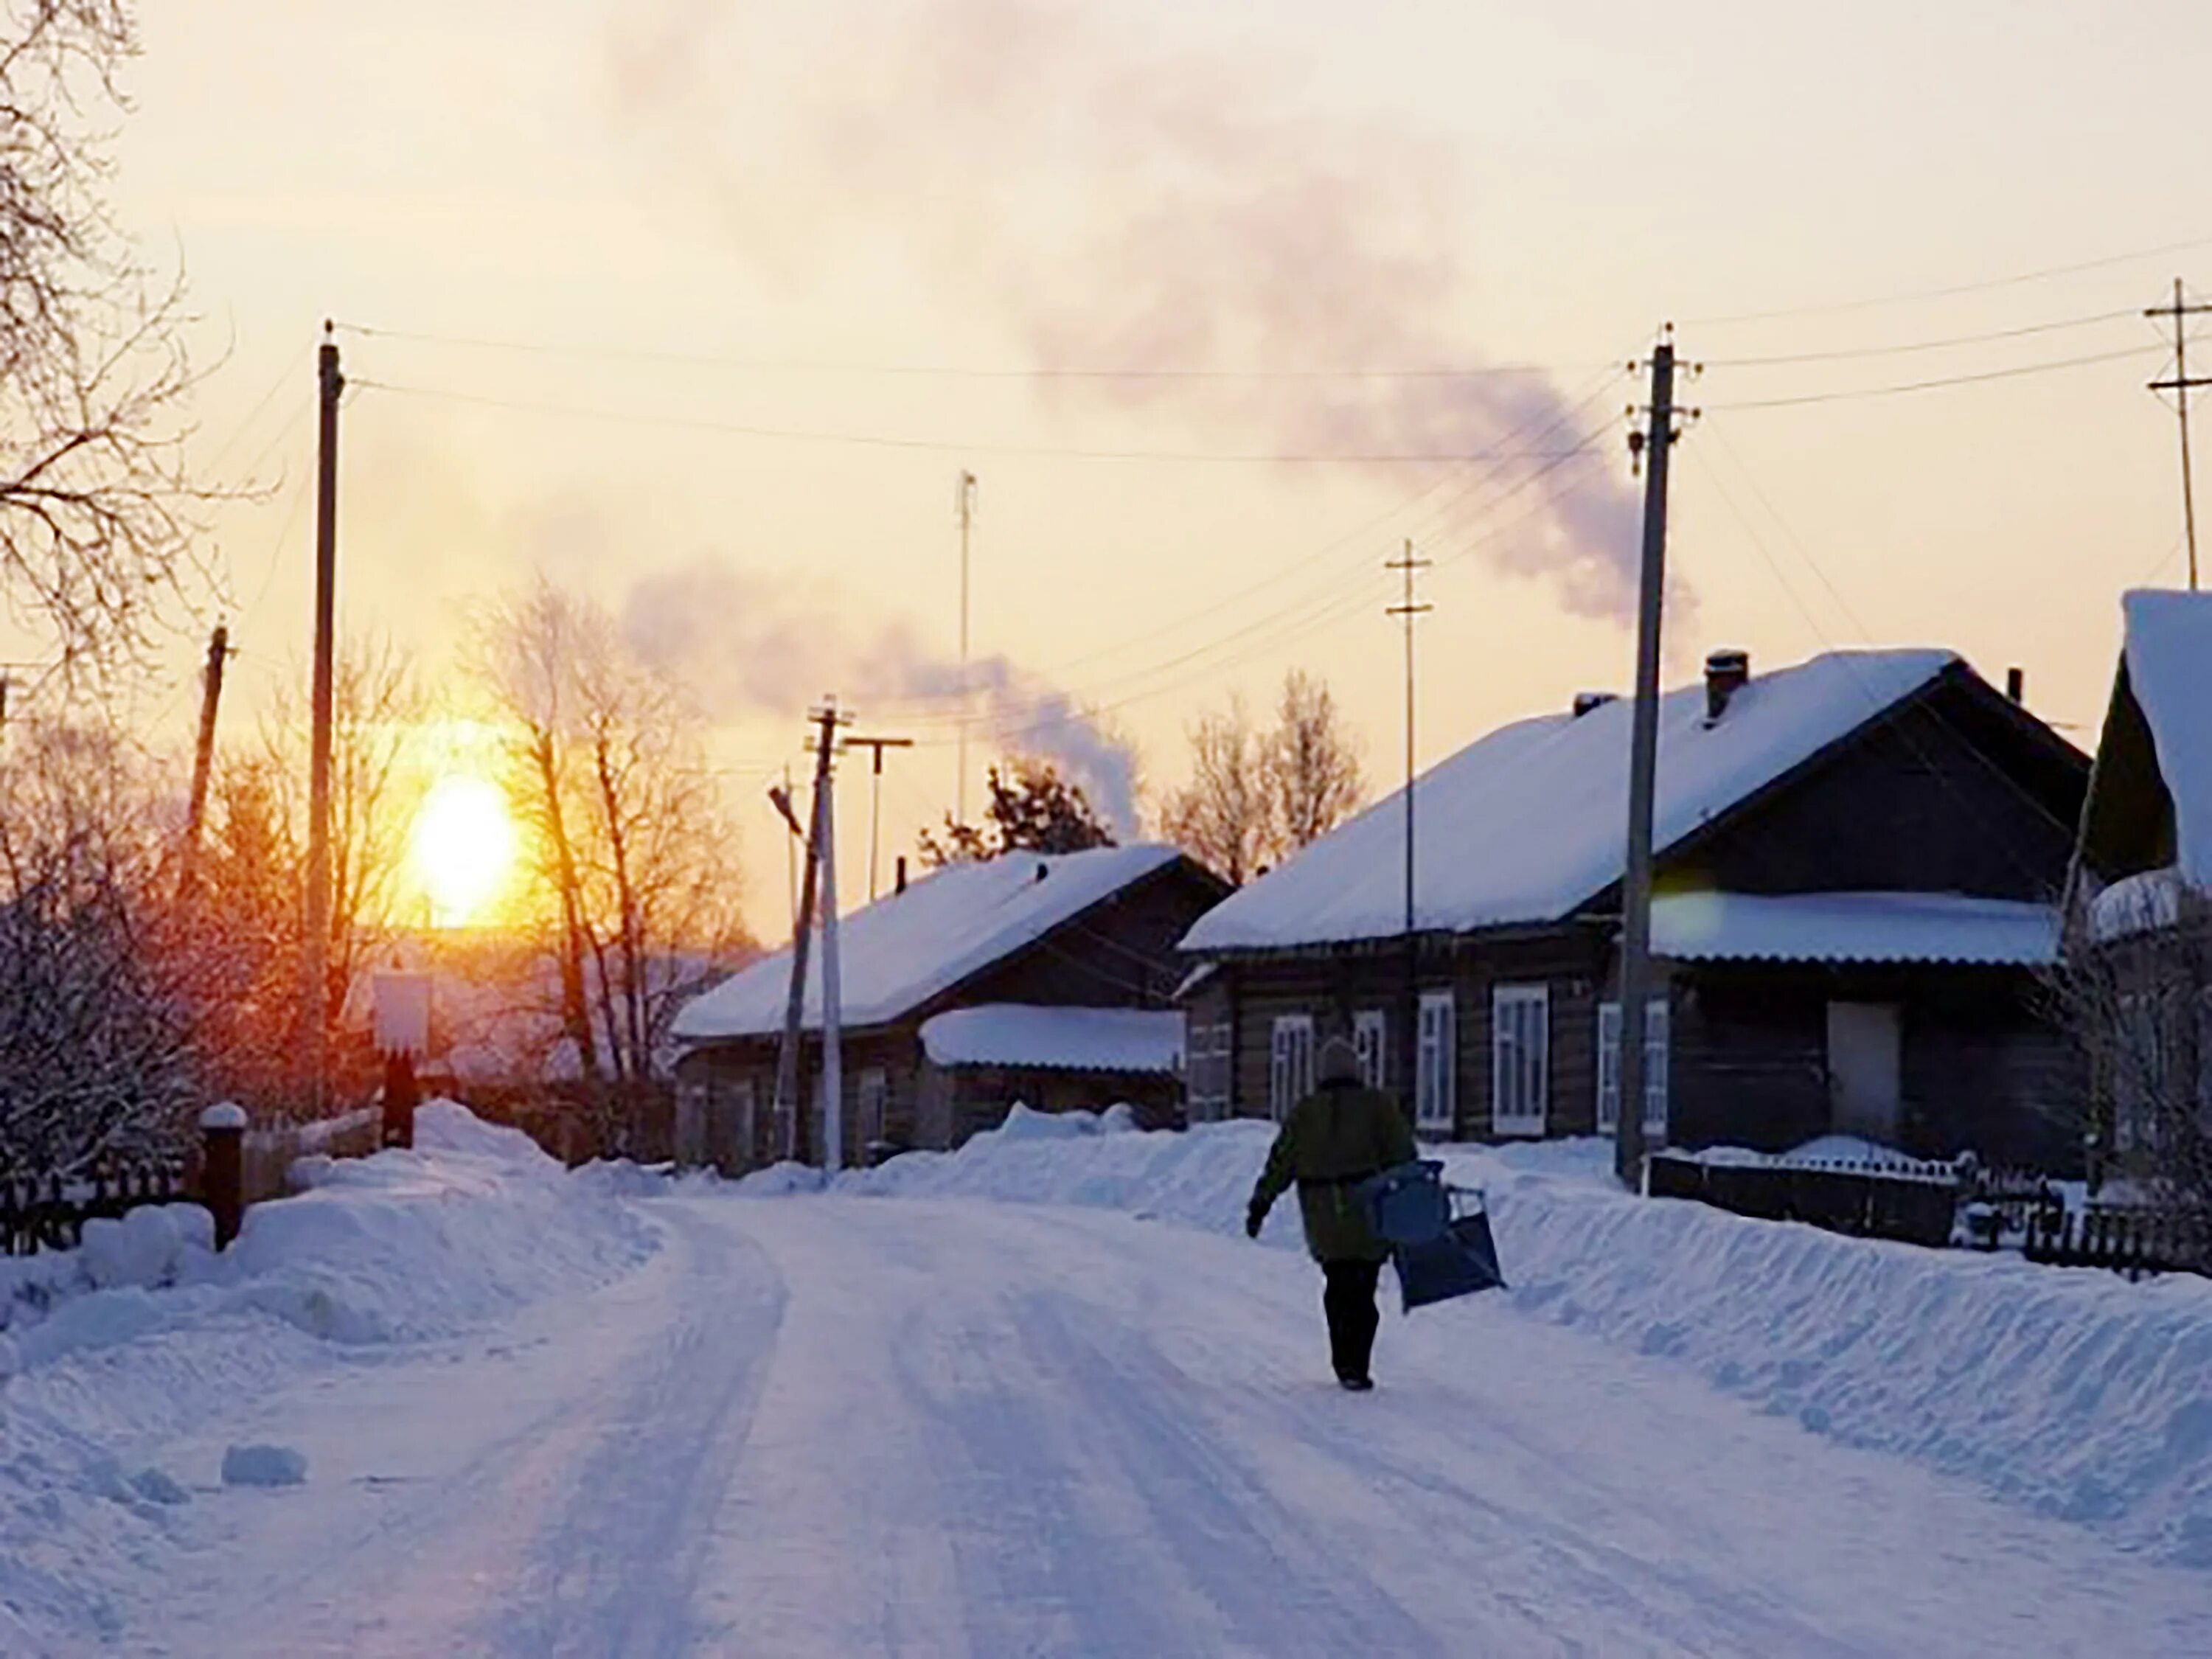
0 1102 657 1644
808 1119 2212 1567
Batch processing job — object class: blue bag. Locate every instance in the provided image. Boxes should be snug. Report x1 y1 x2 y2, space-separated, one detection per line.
1358 1163 1506 1312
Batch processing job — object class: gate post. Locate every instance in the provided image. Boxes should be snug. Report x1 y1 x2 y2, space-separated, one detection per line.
200 1101 248 1249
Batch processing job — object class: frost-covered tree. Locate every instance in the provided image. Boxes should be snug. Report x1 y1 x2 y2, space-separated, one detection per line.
1162 669 1365 883
0 717 195 1173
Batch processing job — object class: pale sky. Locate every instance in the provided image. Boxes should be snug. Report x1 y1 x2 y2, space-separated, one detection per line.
37 0 2212 931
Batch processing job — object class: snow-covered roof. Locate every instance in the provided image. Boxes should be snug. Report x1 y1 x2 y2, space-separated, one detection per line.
2120 589 2212 886
1651 891 2059 967
918 1005 1183 1074
1183 649 1960 951
672 844 1182 1042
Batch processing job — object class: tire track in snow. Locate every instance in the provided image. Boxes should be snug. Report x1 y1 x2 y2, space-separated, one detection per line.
482 1202 786 1658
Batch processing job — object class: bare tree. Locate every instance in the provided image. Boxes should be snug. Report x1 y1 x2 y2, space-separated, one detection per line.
0 3 206 683
2050 888 2212 1253
1158 694 1274 885
1269 667 1365 853
0 715 196 1173
1161 669 1366 883
259 636 425 1042
470 577 751 1124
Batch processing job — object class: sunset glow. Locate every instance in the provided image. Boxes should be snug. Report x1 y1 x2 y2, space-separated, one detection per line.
411 773 516 927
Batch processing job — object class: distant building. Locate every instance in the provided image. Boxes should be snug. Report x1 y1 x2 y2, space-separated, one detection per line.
669 845 1230 1169
1178 648 2090 1169
2065 589 2212 1167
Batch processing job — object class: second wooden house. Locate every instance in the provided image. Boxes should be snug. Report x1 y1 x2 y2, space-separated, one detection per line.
1178 647 2090 1170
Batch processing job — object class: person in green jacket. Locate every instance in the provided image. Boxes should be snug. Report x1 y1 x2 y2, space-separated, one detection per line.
1245 1034 1418 1390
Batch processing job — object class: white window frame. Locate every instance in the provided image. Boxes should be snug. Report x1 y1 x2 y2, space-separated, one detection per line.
1491 984 1550 1136
858 1067 888 1148
1269 1015 1315 1120
1185 1019 1231 1121
1598 998 1669 1139
1353 1009 1388 1091
1415 991 1456 1134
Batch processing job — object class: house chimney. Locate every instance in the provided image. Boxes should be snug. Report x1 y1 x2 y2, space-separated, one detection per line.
1572 691 1618 719
894 855 908 896
2006 666 2025 704
1704 649 1750 723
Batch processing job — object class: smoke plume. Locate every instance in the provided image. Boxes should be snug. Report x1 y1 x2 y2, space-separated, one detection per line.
607 0 1652 620
620 560 1142 832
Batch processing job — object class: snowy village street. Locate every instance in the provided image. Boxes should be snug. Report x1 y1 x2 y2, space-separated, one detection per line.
76 1175 2211 1659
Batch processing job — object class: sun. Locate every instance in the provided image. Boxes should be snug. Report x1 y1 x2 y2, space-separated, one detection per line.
411 773 517 927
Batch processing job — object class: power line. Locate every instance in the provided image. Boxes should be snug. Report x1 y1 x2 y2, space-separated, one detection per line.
348 376 1590 465
330 319 1593 383
1706 341 2168 411
1686 231 2212 327
1702 307 2137 367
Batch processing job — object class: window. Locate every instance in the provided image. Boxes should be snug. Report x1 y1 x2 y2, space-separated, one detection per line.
1185 1020 1232 1121
728 1077 757 1168
1416 991 1456 1133
1353 1009 1388 1091
1598 999 1669 1138
858 1068 888 1150
1491 984 1549 1135
1269 1015 1315 1119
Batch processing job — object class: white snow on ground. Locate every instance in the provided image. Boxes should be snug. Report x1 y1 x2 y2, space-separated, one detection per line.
0 1102 653 1650
10 1105 2212 1655
832 1121 2212 1568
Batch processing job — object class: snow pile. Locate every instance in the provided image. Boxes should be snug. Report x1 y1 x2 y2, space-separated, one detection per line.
814 1117 2212 1565
0 1102 657 1644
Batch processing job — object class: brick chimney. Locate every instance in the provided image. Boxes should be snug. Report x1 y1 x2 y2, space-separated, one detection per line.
1572 691 1617 719
2006 667 2025 704
1704 649 1750 723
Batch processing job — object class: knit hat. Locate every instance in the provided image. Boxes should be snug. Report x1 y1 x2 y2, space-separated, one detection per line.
1318 1035 1362 1086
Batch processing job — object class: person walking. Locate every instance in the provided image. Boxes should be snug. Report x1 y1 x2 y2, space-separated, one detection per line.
1245 1034 1417 1390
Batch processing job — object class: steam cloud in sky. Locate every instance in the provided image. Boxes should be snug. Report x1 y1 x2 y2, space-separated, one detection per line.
607 0 1652 620
621 561 1141 832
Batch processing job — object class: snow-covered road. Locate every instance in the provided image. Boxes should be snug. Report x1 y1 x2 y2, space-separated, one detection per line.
119 1193 2212 1658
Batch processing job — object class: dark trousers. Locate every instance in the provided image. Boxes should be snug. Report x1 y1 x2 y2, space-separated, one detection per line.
1321 1258 1382 1382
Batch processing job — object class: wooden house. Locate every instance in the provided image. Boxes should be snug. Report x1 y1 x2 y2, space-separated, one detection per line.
670 845 1228 1169
1179 648 2090 1171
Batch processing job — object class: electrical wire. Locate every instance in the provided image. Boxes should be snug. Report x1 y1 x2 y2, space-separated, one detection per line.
1705 341 2168 411
1685 232 2212 327
1701 307 2138 367
330 319 1596 383
350 376 1586 465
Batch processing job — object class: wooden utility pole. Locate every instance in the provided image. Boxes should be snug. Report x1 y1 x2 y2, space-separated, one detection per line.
2148 279 2211 591
842 734 913 901
1385 540 1430 1106
304 324 343 1113
1615 334 1685 1191
956 470 977 824
815 701 851 1170
770 701 849 1166
181 622 231 888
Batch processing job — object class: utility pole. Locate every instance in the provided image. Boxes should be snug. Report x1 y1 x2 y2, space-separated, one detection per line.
843 734 913 901
956 470 978 824
303 323 343 1113
815 701 852 1172
1615 332 1691 1191
2148 279 2211 591
1385 539 1430 1107
181 623 232 889
769 700 851 1167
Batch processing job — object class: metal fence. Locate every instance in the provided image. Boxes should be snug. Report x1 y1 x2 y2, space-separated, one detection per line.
0 1160 189 1256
